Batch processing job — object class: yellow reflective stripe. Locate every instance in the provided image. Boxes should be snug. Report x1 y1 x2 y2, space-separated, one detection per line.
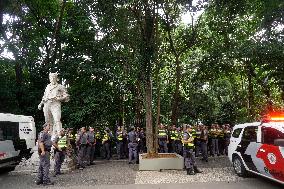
158 130 167 136
103 134 109 141
58 136 67 148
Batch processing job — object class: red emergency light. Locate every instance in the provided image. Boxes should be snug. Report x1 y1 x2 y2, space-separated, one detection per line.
262 112 284 122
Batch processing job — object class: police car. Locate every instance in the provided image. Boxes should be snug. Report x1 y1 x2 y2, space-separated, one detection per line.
228 113 284 184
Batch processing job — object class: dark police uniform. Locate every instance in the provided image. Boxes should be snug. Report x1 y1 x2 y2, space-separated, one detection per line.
128 129 138 164
116 130 124 159
53 134 67 176
102 130 112 160
76 131 88 169
182 128 202 175
86 131 96 165
169 129 178 153
183 130 196 174
158 128 168 153
36 130 52 185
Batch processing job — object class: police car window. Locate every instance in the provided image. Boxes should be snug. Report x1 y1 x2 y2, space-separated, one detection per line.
242 126 258 142
232 128 242 138
262 127 284 147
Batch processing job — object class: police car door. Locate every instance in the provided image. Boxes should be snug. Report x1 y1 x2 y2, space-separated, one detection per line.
228 127 243 162
236 126 261 172
256 123 284 182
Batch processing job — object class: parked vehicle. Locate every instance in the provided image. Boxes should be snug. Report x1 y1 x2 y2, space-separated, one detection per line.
0 113 36 169
228 113 284 184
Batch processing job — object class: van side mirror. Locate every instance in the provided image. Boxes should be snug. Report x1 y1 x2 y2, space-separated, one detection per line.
274 139 284 147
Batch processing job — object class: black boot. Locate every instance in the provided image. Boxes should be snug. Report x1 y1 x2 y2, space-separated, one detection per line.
186 168 195 175
194 166 202 173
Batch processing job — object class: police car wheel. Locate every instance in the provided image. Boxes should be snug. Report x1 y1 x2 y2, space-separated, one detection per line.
233 156 247 177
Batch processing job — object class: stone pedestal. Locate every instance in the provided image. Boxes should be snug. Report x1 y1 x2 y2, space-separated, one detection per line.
13 145 75 174
139 153 184 171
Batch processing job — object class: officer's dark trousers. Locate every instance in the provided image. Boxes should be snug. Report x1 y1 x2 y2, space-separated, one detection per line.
176 141 183 155
219 138 225 155
158 139 168 153
54 150 65 174
195 140 202 157
86 144 95 165
128 142 138 163
103 142 111 160
123 139 128 158
201 141 208 160
78 145 87 168
224 138 230 155
95 140 102 157
37 152 51 183
183 147 196 169
211 138 219 156
117 141 124 158
170 140 176 153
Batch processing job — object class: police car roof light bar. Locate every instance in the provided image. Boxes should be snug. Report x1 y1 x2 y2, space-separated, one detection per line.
262 112 284 122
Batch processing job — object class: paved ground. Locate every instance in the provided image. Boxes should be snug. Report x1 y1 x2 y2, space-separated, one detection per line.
0 156 282 189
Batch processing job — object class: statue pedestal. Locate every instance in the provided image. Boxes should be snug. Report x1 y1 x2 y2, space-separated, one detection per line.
13 145 76 174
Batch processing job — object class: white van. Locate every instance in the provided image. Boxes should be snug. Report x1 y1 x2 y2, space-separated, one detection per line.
0 113 36 169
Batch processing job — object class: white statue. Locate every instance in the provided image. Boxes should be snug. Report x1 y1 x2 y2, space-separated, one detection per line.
38 73 69 135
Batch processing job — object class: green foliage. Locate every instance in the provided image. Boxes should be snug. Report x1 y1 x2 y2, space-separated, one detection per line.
0 0 283 131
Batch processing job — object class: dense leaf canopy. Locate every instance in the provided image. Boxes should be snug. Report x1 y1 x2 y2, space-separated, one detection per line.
0 0 283 132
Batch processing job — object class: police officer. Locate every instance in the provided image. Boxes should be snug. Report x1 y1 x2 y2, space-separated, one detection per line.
200 125 208 162
158 123 168 153
122 126 129 158
128 126 138 164
195 125 202 157
209 124 219 156
138 128 146 153
169 125 178 153
224 124 232 155
116 126 124 159
36 123 54 185
86 126 96 165
95 128 102 158
176 127 183 155
182 125 202 175
53 129 67 177
217 125 225 155
102 127 112 160
76 127 88 170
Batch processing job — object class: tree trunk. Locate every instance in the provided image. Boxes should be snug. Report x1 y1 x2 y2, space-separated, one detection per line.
154 67 161 153
50 0 67 68
246 61 254 120
145 78 155 153
171 58 181 126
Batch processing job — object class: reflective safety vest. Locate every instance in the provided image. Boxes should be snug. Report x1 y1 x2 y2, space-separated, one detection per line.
209 129 218 138
224 130 231 138
117 131 123 141
58 136 67 148
182 132 194 148
103 133 109 142
217 129 224 138
95 131 101 139
158 129 167 139
170 130 178 140
195 131 201 139
191 129 197 138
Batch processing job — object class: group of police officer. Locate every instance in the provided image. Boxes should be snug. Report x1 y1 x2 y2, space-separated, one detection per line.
35 122 232 185
157 123 232 174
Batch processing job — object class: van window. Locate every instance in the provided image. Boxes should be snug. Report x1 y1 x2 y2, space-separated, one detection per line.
0 121 20 140
0 128 3 140
262 127 284 147
232 128 242 138
242 126 258 142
